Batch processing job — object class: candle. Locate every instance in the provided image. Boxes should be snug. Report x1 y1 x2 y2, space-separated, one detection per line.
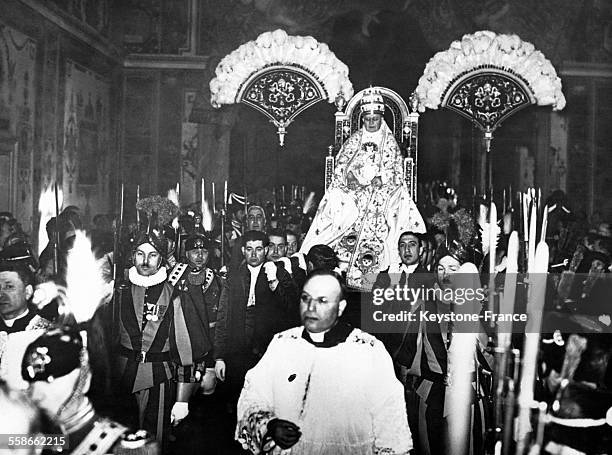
522 193 529 243
509 185 513 210
446 262 481 454
500 231 519 342
516 241 549 450
224 181 228 207
528 203 537 273
201 178 205 218
541 205 548 244
489 202 497 274
488 202 497 321
176 182 180 206
212 182 216 214
120 183 125 226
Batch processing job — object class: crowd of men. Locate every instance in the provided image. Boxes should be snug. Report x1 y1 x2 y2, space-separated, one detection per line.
0 186 611 454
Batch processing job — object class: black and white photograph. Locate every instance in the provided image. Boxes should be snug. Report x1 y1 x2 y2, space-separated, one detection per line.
0 1 611 454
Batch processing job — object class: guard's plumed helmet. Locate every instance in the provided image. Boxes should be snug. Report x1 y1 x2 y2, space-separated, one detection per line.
360 87 385 115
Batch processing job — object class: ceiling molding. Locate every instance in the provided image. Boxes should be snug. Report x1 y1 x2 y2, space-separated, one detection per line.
123 54 210 70
18 0 121 62
560 61 612 78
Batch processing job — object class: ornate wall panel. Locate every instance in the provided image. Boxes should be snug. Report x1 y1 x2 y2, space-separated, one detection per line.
0 21 36 231
118 0 191 54
180 89 199 204
63 60 111 220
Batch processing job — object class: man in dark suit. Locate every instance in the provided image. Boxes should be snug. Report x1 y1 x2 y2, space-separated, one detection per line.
214 230 298 402
373 231 434 362
373 230 436 454
228 205 267 274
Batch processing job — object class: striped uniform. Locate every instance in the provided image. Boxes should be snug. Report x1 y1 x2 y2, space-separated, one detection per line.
397 298 490 455
115 278 212 447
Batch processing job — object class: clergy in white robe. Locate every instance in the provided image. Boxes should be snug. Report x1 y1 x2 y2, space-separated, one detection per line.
235 270 412 455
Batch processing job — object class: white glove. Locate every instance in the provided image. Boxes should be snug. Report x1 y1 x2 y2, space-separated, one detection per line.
171 402 189 426
32 282 60 309
263 261 277 281
264 262 279 291
215 359 226 381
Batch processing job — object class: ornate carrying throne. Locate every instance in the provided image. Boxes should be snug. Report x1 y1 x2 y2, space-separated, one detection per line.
325 86 419 200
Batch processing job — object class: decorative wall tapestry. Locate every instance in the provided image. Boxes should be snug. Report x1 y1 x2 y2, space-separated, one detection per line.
0 21 36 230
63 60 111 218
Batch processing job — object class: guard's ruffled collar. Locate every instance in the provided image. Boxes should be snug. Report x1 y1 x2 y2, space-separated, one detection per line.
128 266 167 287
302 322 353 348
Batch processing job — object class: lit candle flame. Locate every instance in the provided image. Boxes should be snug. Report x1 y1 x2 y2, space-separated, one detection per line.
167 188 179 206
167 187 180 230
202 195 213 232
302 192 317 215
37 185 63 256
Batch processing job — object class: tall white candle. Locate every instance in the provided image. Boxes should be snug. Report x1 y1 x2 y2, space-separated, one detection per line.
516 241 549 448
540 205 548 244
489 202 497 276
487 202 498 325
500 231 519 345
528 203 537 273
522 193 529 243
201 178 205 217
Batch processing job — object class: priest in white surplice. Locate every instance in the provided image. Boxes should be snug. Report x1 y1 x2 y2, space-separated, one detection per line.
235 270 412 455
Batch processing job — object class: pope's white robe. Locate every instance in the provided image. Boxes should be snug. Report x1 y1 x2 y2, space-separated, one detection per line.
235 326 412 455
300 122 424 290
